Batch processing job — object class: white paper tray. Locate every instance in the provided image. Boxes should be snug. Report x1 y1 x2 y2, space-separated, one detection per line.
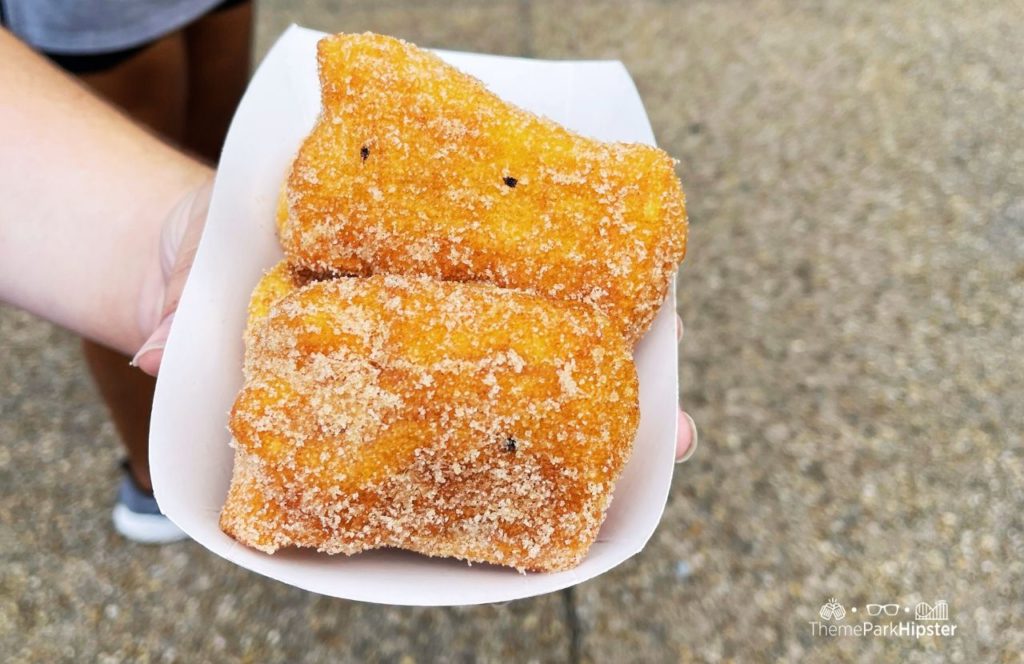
150 25 678 606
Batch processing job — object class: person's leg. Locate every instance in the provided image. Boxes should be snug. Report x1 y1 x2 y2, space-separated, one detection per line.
73 1 252 494
75 34 188 143
80 344 161 490
75 33 189 492
182 0 254 161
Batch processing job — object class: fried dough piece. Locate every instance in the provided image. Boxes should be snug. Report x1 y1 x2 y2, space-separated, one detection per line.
221 274 639 571
281 32 687 344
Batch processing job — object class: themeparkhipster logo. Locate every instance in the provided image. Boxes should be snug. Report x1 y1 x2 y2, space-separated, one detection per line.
810 598 958 639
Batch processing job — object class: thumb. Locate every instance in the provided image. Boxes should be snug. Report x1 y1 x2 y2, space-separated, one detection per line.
131 312 174 377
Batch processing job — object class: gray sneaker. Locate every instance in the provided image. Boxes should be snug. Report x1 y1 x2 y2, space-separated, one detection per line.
112 464 187 544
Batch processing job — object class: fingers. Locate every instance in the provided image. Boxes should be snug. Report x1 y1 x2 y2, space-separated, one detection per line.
131 179 213 376
675 313 696 462
676 410 698 463
159 180 213 320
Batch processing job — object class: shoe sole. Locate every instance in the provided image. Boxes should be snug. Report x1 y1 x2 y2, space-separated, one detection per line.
112 504 189 544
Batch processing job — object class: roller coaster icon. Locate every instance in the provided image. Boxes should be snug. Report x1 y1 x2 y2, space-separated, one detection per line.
914 600 949 621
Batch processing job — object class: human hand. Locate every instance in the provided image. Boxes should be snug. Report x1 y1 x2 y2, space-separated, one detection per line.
131 179 213 376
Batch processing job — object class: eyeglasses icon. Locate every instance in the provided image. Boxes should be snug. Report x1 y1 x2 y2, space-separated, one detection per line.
866 604 900 616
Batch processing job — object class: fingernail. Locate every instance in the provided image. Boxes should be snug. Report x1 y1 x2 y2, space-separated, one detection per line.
130 337 165 368
676 412 699 464
130 312 175 367
676 316 684 342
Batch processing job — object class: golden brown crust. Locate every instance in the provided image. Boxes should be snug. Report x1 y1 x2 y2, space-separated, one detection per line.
275 183 290 238
244 260 299 338
221 274 639 571
281 32 687 344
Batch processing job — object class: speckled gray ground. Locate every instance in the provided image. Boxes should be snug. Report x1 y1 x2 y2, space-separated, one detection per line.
2 0 1022 661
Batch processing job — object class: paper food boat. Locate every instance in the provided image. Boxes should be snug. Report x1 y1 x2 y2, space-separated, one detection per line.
151 25 679 606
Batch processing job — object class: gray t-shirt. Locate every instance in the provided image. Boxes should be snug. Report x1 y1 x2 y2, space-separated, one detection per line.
1 0 224 53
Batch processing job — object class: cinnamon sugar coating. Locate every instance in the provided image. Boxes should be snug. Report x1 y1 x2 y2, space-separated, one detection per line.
221 273 640 571
281 32 687 344
244 260 299 337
